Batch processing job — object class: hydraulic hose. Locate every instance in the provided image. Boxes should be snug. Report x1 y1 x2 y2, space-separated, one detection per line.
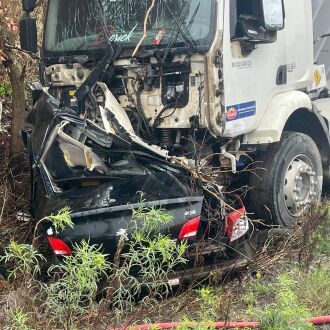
115 321 259 329
114 315 330 329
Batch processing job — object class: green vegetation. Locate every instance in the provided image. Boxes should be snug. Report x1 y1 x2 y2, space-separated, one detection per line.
140 205 330 329
38 206 74 233
1 241 45 281
295 267 330 316
0 81 12 98
107 196 187 323
44 241 109 327
1 200 188 328
170 264 329 330
0 201 329 329
258 274 313 330
196 287 218 322
33 206 74 244
7 308 32 330
315 206 330 255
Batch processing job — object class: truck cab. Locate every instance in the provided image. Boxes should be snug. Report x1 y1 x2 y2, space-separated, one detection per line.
20 0 330 227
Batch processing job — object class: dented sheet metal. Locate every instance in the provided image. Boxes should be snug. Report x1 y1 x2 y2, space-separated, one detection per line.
97 82 169 158
24 87 187 217
58 121 109 174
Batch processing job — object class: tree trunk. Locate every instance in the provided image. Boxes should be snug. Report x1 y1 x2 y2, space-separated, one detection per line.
1 18 26 160
7 57 25 158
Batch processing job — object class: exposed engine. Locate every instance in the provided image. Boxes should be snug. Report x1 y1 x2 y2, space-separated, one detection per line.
44 53 211 159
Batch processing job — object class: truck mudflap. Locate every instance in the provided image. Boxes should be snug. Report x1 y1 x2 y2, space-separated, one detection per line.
312 103 330 164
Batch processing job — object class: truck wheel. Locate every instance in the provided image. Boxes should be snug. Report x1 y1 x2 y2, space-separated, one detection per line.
249 132 323 227
324 167 330 191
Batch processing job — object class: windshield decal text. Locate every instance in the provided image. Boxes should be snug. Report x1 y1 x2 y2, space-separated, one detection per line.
108 24 138 42
94 24 138 47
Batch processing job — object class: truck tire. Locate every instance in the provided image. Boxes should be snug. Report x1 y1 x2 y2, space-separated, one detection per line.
249 132 323 227
324 167 330 191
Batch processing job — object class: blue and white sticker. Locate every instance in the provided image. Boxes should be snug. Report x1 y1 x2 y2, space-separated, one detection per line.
226 101 256 121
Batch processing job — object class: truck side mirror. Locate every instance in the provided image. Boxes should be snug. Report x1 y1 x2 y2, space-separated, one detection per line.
261 0 285 31
19 15 38 53
231 0 285 55
22 0 37 12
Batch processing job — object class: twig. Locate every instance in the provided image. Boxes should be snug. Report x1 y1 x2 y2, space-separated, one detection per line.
35 0 44 7
4 43 39 60
0 184 8 225
171 156 238 212
132 0 156 57
0 101 3 131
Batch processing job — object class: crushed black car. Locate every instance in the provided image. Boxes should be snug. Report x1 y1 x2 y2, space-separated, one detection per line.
22 84 249 264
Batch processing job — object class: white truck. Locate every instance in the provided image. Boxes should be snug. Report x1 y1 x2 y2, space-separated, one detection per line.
19 0 330 227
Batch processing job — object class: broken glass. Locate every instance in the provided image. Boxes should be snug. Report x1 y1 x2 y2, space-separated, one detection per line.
44 0 214 54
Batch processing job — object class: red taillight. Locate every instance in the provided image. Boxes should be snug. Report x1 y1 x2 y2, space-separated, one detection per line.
47 237 72 256
225 208 249 243
179 216 201 240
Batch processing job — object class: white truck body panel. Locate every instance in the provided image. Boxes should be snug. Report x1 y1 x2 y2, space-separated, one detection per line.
221 0 314 139
313 0 330 88
312 0 330 124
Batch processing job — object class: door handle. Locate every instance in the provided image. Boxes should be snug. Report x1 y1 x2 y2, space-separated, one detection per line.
276 65 288 85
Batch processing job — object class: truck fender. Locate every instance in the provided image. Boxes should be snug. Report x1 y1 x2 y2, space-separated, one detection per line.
243 91 312 144
311 104 330 167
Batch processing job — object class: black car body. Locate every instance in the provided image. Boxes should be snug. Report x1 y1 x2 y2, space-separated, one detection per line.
23 86 249 263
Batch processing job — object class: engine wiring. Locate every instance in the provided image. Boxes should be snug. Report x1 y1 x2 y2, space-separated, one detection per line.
153 96 181 128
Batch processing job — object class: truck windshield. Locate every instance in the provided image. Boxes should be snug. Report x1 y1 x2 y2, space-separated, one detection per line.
44 0 215 55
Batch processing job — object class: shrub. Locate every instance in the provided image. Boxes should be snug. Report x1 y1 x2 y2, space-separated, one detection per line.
104 197 188 323
1 241 45 282
196 287 218 321
259 274 313 330
44 241 109 327
6 308 32 330
315 207 330 255
33 206 73 244
2 201 189 328
295 267 330 315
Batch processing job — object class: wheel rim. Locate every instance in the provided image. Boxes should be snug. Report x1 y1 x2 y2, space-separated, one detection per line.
283 154 319 217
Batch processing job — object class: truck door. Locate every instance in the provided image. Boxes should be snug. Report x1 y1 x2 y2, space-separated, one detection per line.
221 0 313 139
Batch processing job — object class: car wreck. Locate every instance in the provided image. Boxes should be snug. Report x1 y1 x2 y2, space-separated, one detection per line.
20 0 253 264
19 0 330 265
23 78 249 262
